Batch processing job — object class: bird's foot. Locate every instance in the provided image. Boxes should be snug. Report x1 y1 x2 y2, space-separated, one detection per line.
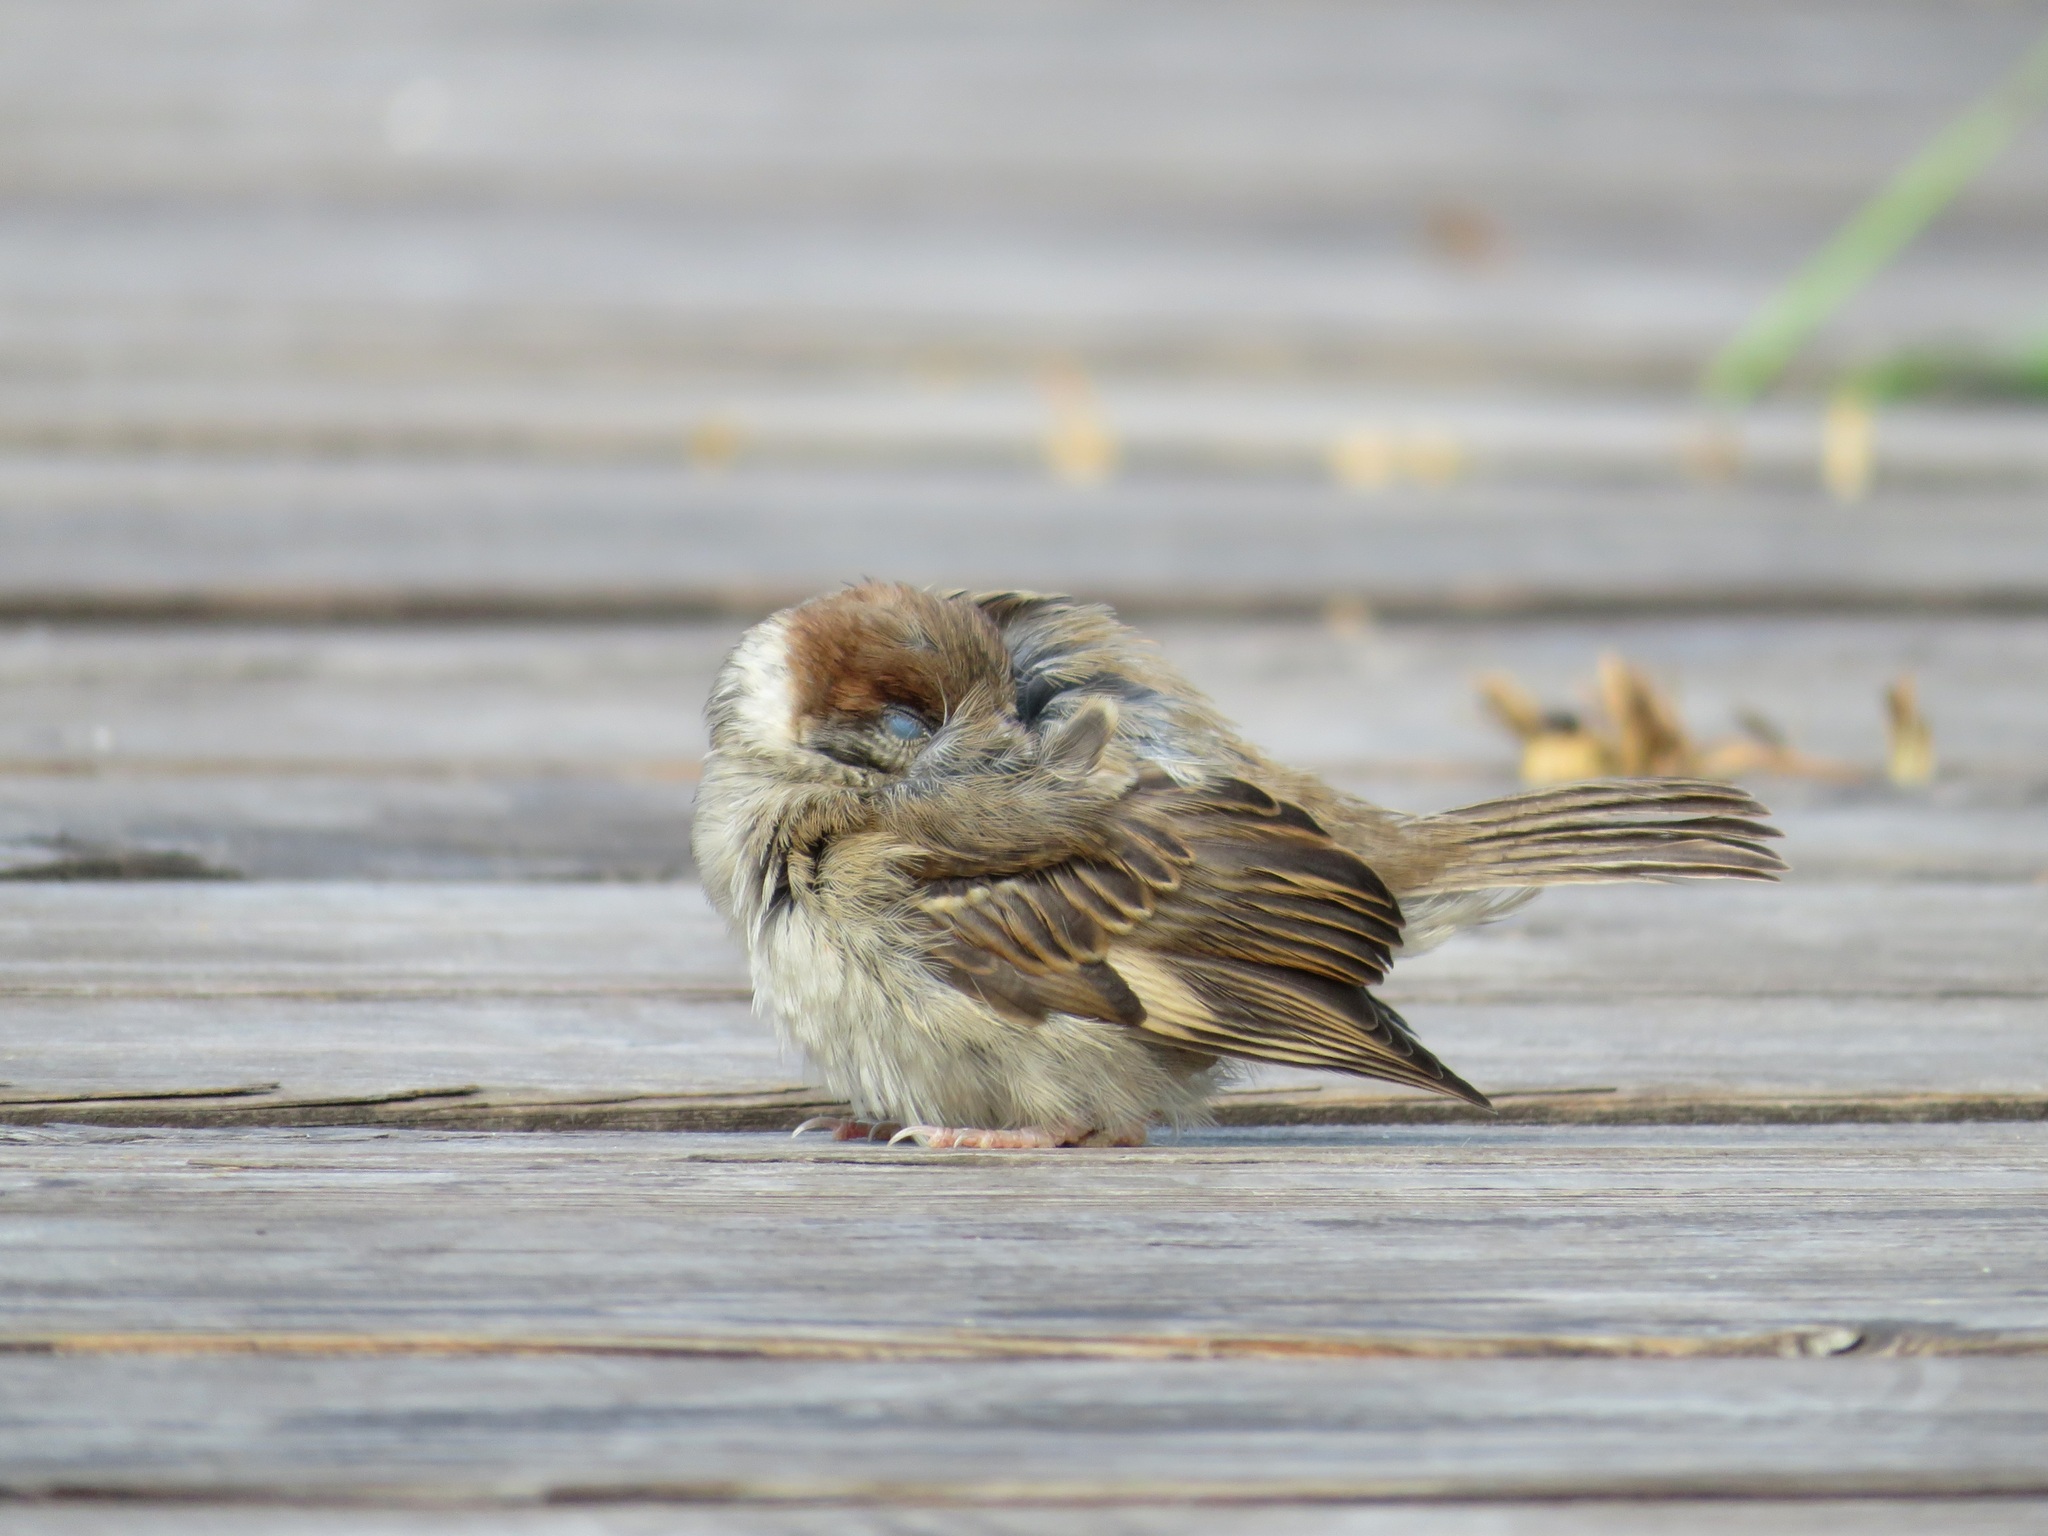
887 1123 1148 1149
791 1116 901 1142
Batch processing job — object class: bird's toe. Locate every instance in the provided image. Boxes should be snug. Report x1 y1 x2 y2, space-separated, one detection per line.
886 1124 1143 1149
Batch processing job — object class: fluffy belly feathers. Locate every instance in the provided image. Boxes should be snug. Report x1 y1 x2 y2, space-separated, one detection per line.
750 900 1212 1132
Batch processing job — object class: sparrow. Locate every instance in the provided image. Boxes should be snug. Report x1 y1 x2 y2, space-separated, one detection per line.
693 582 1785 1149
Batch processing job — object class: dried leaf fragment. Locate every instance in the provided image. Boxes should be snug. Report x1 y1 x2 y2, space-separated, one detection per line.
1885 674 1936 786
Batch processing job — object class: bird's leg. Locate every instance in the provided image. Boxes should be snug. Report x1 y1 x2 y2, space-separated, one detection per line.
791 1116 901 1142
888 1123 1149 1149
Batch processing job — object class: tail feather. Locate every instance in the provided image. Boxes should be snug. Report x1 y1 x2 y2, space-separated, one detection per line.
1437 779 1771 826
1415 778 1787 894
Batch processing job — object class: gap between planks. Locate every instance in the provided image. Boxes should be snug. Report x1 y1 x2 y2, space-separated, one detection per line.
5 1501 2048 1532
10 585 2048 626
0 1324 1881 1363
6 1322 2042 1362
3 1086 2047 1130
12 1472 2048 1510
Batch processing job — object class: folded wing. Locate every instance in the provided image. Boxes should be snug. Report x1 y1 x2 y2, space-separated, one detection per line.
913 771 1488 1106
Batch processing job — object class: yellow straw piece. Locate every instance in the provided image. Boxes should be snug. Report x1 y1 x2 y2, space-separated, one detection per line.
1520 732 1616 787
1400 429 1464 487
1046 416 1116 484
1328 429 1395 491
687 415 745 469
1822 393 1875 502
1042 366 1117 484
1885 675 1937 787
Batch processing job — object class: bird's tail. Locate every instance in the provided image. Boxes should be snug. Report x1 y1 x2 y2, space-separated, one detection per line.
1388 778 1785 954
1413 778 1787 894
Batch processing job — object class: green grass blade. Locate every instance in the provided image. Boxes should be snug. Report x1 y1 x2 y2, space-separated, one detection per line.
1705 24 2048 404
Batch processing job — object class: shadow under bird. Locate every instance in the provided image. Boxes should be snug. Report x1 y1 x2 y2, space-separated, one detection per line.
694 583 1786 1148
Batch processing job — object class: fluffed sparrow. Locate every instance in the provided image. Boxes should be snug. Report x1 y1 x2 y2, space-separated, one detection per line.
693 583 1784 1148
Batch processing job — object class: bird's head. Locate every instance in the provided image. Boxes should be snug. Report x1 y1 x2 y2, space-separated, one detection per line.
710 582 1081 793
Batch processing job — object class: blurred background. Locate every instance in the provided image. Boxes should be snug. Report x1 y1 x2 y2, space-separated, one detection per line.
1 0 2046 886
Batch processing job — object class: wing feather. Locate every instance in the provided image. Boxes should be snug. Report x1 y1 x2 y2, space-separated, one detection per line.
1070 859 1156 921
910 773 1489 1105
1047 864 1142 931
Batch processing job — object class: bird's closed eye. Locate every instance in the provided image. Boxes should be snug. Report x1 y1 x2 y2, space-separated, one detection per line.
879 706 931 742
805 705 933 772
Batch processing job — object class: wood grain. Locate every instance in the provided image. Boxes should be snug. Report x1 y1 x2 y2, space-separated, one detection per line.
8 472 2048 617
8 772 2048 883
1 1125 2042 1341
3 2 2043 392
5 880 2038 1003
7 1501 2048 1535
14 0 2038 206
6 989 2047 1113
8 1352 2048 1503
0 1125 2044 1501
6 382 2046 490
1 614 2042 881
0 881 2041 1117
2 614 2041 774
6 1084 2044 1133
0 778 700 883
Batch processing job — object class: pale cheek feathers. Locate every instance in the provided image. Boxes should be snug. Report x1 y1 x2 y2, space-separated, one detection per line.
723 618 799 753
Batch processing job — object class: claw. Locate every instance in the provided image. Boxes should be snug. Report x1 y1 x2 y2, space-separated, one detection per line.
888 1124 940 1147
792 1116 896 1142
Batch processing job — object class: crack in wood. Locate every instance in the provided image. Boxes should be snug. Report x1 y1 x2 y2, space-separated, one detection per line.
0 1323 1891 1361
0 1082 279 1106
2 1088 2041 1130
0 983 756 1001
9 587 2048 627
11 1471 2048 1509
0 757 705 782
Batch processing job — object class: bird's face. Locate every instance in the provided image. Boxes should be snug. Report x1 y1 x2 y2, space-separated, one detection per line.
708 582 1030 795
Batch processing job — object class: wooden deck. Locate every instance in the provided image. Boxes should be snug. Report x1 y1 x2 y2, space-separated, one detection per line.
3 1 2047 1529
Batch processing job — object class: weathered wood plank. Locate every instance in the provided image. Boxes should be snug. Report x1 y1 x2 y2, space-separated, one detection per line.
6 1090 2024 1139
4 991 2046 1115
0 884 736 995
0 613 2041 880
0 882 2041 1113
0 776 700 882
7 772 2048 883
6 383 2046 489
3 3 2043 390
3 1126 2044 1506
7 472 2048 614
3 615 2041 773
0 622 719 768
1389 881 2048 1001
0 994 783 1101
0 1125 2042 1340
4 881 2038 1003
7 1501 2048 1535
0 1126 2045 1502
12 0 2038 206
7 1352 2048 1503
